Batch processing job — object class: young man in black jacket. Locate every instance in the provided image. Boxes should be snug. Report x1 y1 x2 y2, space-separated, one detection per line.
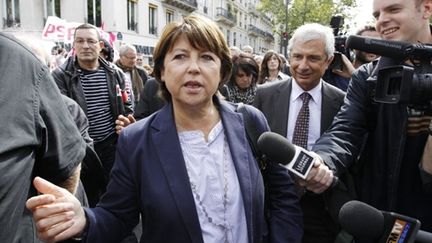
313 0 432 233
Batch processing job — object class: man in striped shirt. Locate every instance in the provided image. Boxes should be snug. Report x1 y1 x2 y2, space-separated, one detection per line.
52 23 133 207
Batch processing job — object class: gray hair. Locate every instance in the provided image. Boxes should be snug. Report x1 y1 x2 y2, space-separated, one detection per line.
288 23 335 59
118 43 137 56
242 45 253 52
254 55 263 62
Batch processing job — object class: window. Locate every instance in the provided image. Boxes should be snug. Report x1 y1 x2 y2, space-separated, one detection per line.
87 0 101 27
203 0 208 14
166 10 173 24
149 5 157 35
233 32 236 47
127 0 137 31
227 30 230 46
4 0 20 27
46 0 61 17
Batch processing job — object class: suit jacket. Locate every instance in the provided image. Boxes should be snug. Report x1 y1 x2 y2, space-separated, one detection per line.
134 78 165 120
253 78 346 243
84 98 303 243
253 78 345 137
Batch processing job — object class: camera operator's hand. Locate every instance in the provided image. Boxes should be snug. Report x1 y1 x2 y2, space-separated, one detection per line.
332 54 355 79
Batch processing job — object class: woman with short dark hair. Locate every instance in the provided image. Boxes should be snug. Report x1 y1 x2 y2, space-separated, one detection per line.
26 14 302 243
222 55 259 104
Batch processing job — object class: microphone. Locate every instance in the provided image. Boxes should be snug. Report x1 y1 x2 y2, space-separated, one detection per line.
339 200 432 243
257 131 315 179
346 35 432 61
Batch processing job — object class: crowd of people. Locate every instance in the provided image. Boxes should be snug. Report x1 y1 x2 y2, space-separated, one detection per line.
1 0 432 242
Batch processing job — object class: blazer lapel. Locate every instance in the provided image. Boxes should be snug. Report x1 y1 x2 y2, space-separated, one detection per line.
151 104 204 243
219 102 254 242
273 79 292 136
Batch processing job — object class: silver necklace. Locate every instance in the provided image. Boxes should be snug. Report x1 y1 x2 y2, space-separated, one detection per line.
180 135 232 243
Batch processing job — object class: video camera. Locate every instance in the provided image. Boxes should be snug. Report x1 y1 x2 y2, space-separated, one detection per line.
329 15 350 71
346 35 432 110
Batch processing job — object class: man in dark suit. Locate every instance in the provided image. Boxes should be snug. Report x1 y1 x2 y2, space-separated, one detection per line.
253 23 346 243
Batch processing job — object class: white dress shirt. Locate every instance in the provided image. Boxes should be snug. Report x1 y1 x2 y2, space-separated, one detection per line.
287 80 322 150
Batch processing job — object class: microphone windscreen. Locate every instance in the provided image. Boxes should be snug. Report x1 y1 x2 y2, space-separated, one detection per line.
257 132 296 165
346 35 408 60
339 200 384 239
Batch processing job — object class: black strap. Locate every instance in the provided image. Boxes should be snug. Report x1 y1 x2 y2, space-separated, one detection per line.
236 103 270 225
236 103 266 171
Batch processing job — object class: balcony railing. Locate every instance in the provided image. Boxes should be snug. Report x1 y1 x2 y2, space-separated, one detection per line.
264 31 275 42
128 21 138 32
262 14 272 24
248 3 259 16
216 7 236 26
3 17 20 28
248 24 266 37
162 0 197 12
149 26 158 35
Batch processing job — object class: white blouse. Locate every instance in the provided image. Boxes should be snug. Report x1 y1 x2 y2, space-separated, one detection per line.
178 121 248 243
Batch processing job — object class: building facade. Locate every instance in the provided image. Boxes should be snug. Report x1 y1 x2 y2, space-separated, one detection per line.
1 0 277 64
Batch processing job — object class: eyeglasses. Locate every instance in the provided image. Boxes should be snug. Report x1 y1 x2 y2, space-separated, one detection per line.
75 39 99 46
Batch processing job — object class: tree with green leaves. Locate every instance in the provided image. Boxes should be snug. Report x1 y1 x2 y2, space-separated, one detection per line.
257 0 356 38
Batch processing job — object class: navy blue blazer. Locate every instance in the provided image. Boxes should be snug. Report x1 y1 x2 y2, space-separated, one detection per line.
84 98 302 243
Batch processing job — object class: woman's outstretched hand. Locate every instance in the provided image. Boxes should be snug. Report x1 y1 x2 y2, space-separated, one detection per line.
26 177 87 243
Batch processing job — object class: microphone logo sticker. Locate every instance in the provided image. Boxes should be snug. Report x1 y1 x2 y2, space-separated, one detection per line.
288 150 314 179
386 219 411 243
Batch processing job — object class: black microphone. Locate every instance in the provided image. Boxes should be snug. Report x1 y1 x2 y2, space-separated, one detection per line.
257 132 315 179
339 200 432 243
346 35 432 61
